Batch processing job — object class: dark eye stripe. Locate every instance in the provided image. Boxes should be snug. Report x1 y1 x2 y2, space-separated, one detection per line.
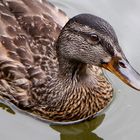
68 29 100 42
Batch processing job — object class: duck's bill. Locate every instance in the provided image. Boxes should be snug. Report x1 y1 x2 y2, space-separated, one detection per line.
102 55 140 91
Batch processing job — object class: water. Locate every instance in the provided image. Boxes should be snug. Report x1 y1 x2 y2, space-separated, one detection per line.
1 0 140 139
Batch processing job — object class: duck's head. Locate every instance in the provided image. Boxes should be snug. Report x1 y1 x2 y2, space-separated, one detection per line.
57 14 140 91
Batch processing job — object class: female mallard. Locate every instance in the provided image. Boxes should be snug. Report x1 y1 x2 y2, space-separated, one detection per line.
0 0 140 123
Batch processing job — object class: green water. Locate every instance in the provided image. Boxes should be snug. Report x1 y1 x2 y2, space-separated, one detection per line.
0 0 140 139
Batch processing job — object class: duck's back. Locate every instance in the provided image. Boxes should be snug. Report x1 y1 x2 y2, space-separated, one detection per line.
0 0 68 107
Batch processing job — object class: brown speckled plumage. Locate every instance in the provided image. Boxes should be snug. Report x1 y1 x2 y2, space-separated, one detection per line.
0 0 115 122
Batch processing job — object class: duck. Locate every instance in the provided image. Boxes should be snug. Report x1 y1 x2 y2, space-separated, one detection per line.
0 0 140 123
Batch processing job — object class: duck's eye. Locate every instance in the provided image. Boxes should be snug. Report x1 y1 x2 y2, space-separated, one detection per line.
90 34 99 42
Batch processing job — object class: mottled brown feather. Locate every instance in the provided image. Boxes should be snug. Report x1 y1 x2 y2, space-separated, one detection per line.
0 0 113 122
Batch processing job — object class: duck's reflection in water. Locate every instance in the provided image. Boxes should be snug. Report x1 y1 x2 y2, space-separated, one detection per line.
51 114 105 140
0 101 15 115
0 100 104 140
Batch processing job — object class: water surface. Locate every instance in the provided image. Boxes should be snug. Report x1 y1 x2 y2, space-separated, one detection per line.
1 0 140 140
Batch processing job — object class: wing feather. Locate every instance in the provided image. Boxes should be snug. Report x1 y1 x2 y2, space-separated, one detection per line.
0 0 68 107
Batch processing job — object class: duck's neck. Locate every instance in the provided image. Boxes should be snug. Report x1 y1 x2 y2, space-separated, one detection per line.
57 53 86 81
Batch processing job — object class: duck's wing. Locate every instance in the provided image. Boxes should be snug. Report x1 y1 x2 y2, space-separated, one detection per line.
0 0 68 108
36 0 69 26
3 0 68 26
